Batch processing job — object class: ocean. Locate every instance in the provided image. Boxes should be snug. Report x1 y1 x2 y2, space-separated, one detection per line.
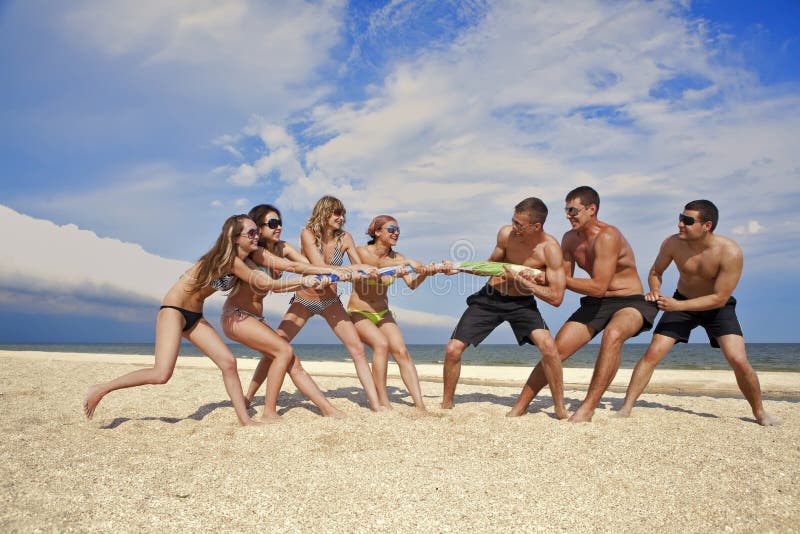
2 343 799 371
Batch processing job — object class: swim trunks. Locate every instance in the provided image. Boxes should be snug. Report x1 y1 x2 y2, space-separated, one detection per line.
451 285 548 347
348 308 393 326
567 294 658 338
159 305 203 332
653 291 743 348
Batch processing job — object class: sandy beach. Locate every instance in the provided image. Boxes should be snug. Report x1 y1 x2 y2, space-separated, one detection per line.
1 350 797 532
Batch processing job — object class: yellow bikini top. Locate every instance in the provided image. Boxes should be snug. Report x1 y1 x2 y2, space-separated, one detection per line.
365 275 395 287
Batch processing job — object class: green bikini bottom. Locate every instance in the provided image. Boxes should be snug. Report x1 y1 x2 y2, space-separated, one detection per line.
348 308 393 326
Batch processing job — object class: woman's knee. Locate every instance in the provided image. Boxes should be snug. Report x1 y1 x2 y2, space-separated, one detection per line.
151 368 174 385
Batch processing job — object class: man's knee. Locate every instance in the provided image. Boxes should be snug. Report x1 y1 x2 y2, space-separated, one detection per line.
445 340 465 363
537 336 559 361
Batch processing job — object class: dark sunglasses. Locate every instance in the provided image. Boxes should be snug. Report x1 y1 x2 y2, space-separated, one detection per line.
679 213 698 226
384 225 400 234
260 218 282 229
564 206 586 217
332 208 345 216
240 228 259 239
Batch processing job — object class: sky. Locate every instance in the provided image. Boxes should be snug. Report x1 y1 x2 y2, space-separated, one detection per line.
1 0 799 345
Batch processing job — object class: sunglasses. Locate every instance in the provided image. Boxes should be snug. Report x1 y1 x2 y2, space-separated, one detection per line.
240 228 259 239
384 225 400 234
679 213 698 226
332 208 346 217
564 206 586 217
260 218 282 229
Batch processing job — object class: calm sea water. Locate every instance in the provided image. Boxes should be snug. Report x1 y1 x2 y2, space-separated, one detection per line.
2 343 798 371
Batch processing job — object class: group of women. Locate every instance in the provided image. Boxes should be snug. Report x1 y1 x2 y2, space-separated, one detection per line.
83 196 443 426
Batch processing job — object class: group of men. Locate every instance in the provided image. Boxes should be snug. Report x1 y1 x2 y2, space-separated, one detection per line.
442 186 779 426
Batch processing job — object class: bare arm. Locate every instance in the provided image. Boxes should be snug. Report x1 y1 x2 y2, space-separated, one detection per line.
504 242 565 306
566 229 621 298
250 246 335 276
646 237 675 301
233 257 326 294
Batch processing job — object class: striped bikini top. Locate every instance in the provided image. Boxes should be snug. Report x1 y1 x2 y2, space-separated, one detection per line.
321 241 344 267
210 273 236 292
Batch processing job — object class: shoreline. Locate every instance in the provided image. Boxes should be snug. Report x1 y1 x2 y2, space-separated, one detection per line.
3 349 798 399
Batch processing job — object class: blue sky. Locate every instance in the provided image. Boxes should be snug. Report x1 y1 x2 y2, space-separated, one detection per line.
1 0 799 344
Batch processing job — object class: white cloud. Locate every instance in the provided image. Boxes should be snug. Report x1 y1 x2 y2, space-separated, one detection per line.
733 220 764 236
217 0 800 275
0 205 189 307
60 0 346 111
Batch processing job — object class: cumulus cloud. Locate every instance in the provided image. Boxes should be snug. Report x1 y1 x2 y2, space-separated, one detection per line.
59 0 346 110
216 0 800 275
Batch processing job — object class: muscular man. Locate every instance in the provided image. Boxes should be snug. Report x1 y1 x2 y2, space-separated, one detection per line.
617 200 779 426
507 186 658 423
442 197 567 418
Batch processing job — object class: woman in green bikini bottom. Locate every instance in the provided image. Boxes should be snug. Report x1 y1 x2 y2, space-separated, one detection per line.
347 215 443 410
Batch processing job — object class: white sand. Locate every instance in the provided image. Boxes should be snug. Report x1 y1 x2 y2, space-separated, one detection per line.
1 350 797 532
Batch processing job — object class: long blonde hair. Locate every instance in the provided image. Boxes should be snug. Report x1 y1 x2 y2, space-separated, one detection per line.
188 214 250 293
306 196 346 248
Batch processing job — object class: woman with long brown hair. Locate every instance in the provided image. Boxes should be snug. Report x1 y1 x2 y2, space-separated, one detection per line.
225 203 348 418
83 215 323 426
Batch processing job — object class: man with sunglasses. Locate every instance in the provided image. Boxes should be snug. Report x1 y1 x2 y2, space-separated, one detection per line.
442 197 568 419
507 186 658 422
617 200 779 425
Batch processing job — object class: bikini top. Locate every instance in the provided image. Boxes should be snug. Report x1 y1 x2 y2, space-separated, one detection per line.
366 276 395 287
321 241 344 267
210 273 236 292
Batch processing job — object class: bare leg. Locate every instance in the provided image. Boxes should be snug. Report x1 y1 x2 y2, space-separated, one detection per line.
186 320 262 425
323 303 386 411
84 309 186 418
569 309 643 423
287 356 346 418
531 329 567 419
717 335 780 426
506 322 592 417
245 354 273 406
380 320 426 410
352 316 392 409
442 338 467 409
220 313 291 421
617 334 675 417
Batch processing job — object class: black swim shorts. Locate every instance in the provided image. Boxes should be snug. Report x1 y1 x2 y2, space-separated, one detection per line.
653 291 743 348
451 285 548 347
567 294 658 338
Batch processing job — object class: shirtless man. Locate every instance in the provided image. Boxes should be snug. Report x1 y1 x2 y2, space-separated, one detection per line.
617 200 779 426
442 197 567 418
506 186 658 423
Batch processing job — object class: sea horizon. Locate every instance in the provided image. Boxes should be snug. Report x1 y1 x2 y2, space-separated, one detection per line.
2 342 798 372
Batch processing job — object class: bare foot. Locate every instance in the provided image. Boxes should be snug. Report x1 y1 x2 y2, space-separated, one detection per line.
554 406 570 420
756 411 780 426
440 401 453 409
374 405 391 413
568 407 594 423
614 406 632 418
260 411 283 424
505 406 526 417
83 384 105 420
324 408 347 419
241 418 264 427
